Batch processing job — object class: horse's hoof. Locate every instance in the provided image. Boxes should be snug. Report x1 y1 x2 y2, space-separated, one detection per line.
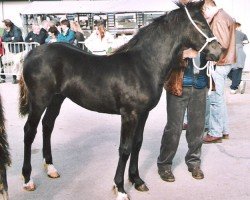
0 190 9 200
45 164 60 178
135 183 149 192
116 192 130 200
113 185 130 200
23 179 36 191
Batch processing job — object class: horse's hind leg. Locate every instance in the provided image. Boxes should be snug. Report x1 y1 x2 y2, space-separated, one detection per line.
42 94 65 178
0 168 8 200
114 111 138 200
128 112 149 192
22 103 46 191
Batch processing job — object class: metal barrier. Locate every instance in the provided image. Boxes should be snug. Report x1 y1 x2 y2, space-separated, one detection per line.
0 42 40 76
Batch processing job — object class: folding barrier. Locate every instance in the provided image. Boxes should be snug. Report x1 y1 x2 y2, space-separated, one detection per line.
0 42 40 76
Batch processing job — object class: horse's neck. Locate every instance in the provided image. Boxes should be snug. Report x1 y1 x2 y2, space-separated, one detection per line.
138 38 180 85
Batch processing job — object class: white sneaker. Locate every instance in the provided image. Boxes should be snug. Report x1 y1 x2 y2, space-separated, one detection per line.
239 81 246 94
230 89 236 94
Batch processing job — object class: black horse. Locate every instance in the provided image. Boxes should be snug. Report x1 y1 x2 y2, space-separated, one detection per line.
19 1 221 199
0 95 10 200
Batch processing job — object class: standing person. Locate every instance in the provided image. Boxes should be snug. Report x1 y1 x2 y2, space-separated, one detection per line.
2 19 24 84
0 37 6 83
84 23 114 55
39 20 50 44
229 22 249 94
57 19 75 44
157 48 207 182
203 0 236 143
70 21 85 48
45 26 59 44
25 24 45 45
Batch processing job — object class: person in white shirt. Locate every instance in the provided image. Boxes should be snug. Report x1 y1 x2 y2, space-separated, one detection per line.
84 23 114 55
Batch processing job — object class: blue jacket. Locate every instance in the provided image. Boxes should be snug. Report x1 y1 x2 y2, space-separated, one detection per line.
57 29 75 44
183 58 207 89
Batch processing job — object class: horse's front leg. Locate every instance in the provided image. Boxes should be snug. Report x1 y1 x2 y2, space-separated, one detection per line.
129 112 149 192
114 111 138 200
42 95 65 178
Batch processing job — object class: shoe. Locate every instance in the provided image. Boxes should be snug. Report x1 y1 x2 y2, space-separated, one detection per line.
188 166 204 180
183 123 188 130
0 79 5 83
230 89 236 94
203 134 222 143
158 169 175 182
12 79 19 84
239 81 246 94
222 134 229 139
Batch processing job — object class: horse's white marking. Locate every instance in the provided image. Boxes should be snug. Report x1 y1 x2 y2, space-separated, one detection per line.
23 179 36 191
44 164 60 178
113 184 130 200
116 192 130 200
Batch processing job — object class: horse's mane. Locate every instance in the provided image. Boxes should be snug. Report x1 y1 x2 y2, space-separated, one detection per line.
113 0 204 54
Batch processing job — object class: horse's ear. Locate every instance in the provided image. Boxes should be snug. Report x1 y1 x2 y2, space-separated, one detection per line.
196 0 205 10
186 0 205 11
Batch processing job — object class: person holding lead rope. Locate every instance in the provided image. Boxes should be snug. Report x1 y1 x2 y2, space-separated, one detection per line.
157 0 219 182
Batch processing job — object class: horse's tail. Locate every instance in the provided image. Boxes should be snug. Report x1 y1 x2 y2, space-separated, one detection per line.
0 96 11 170
19 75 29 117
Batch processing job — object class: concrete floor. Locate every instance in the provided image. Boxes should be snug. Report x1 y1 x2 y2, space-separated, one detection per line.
0 77 250 200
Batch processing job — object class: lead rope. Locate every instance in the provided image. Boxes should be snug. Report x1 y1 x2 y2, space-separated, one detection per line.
192 59 215 95
184 6 217 95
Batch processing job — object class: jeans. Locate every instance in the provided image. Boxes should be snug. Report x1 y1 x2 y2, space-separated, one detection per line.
229 68 243 90
157 87 207 170
206 65 231 137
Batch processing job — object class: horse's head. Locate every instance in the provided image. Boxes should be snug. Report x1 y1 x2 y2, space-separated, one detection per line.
178 0 222 61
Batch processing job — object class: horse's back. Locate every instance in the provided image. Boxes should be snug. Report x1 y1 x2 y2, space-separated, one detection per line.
23 43 160 114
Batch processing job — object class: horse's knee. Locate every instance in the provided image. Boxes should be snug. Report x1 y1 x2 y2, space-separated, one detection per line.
119 147 131 160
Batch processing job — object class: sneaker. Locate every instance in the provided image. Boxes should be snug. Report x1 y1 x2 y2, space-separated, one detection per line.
188 166 204 180
183 123 188 130
222 133 229 139
230 89 237 94
203 134 222 143
158 169 175 182
239 81 246 94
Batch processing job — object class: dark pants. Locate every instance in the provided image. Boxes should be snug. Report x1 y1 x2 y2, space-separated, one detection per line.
0 57 6 80
157 87 207 170
229 68 243 90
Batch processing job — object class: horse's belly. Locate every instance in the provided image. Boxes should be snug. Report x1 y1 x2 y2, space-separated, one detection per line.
68 95 120 115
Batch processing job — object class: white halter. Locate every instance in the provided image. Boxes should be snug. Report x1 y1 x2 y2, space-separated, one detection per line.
184 6 217 95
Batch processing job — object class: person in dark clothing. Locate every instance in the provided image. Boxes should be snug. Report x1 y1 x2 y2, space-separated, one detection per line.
157 48 207 182
0 37 6 83
2 19 24 84
229 22 249 94
25 24 46 45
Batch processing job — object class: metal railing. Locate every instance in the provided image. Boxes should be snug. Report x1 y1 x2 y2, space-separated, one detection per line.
0 42 40 76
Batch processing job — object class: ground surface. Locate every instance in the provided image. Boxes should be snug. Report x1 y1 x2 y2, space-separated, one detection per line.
0 77 249 200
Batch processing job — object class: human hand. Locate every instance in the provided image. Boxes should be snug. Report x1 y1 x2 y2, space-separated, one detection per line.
182 48 198 59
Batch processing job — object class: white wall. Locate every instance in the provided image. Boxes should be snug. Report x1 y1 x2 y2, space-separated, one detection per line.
0 2 28 27
216 0 250 71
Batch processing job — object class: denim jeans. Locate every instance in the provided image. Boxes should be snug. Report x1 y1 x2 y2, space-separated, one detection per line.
206 65 231 137
158 87 207 170
229 68 243 90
